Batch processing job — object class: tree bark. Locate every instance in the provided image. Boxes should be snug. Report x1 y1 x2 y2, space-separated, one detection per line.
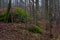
45 0 53 40
6 0 11 22
36 0 39 25
32 0 35 24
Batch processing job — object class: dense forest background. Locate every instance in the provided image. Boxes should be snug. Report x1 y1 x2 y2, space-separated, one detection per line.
0 0 60 40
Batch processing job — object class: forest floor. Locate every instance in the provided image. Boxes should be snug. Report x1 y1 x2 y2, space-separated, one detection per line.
0 19 60 40
0 22 42 40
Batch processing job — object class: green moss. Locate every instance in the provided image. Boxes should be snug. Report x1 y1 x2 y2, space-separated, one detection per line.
26 25 42 34
0 7 32 23
14 7 32 23
0 12 7 22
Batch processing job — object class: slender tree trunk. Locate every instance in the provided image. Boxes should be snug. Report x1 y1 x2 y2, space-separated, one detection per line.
49 0 54 39
6 0 11 22
32 0 35 25
45 0 50 40
0 0 1 8
29 0 32 24
36 0 39 25
45 0 53 40
45 0 48 30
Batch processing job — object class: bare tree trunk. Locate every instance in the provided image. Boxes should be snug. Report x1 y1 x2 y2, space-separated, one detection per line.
0 0 1 8
45 0 53 40
45 0 51 40
0 0 3 8
6 0 11 22
29 0 32 24
45 0 48 30
36 0 39 25
49 0 54 39
32 0 36 25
